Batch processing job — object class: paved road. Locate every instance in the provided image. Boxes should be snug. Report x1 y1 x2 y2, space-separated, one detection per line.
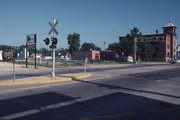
0 62 177 80
0 63 180 120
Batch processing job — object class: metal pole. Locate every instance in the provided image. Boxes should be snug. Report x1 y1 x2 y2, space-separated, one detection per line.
26 43 28 68
52 48 55 77
134 37 137 64
84 58 88 73
13 59 16 82
34 34 37 68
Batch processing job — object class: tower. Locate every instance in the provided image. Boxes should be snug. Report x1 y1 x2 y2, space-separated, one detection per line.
163 21 177 60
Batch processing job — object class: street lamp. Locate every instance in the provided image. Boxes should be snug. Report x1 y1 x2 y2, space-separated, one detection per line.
134 37 137 64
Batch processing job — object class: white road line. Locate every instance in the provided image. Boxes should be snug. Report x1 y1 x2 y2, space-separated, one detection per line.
0 94 111 120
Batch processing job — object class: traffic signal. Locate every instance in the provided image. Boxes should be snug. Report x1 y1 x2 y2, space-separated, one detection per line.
43 37 58 49
44 38 50 45
51 37 58 45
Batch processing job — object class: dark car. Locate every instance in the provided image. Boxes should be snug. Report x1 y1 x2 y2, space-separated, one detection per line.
115 56 127 62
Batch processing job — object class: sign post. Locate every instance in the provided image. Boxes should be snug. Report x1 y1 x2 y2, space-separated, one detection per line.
26 34 37 68
134 37 137 64
12 58 16 82
84 58 88 73
26 43 28 68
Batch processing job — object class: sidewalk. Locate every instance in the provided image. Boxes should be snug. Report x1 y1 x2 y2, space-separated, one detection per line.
0 73 92 86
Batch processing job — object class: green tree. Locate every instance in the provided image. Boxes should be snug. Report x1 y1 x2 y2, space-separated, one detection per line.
138 42 155 61
0 45 13 50
120 27 142 56
19 45 26 52
81 42 101 51
56 48 69 55
67 33 80 54
107 42 120 54
120 27 155 60
40 48 50 56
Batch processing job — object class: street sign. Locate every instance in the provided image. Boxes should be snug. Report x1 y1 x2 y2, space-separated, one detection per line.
26 34 37 68
27 44 36 49
26 34 36 45
48 19 58 35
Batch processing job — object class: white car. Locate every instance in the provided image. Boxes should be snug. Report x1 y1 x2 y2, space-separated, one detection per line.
169 59 180 64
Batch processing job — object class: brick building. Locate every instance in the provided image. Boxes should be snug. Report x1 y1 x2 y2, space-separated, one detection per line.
119 22 177 62
72 50 100 60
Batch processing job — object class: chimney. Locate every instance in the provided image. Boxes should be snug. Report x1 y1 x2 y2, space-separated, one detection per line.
156 30 158 34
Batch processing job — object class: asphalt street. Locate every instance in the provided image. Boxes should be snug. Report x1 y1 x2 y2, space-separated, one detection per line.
0 63 176 81
0 63 180 120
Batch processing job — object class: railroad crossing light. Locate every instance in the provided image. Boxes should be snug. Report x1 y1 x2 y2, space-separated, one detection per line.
51 37 58 45
44 38 50 45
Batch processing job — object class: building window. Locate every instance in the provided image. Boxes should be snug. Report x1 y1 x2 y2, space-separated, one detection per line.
173 29 175 33
167 52 170 57
167 44 170 49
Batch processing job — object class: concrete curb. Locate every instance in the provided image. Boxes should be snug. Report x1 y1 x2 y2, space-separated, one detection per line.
0 73 92 86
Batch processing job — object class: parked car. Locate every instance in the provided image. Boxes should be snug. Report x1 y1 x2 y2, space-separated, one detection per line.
168 59 180 64
1 50 14 62
115 56 127 62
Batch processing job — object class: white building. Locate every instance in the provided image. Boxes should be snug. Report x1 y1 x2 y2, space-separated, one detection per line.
177 44 180 59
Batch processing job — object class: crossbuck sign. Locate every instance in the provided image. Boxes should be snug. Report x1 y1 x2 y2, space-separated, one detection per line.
48 19 58 35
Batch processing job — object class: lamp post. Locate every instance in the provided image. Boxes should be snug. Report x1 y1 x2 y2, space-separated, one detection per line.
134 37 137 64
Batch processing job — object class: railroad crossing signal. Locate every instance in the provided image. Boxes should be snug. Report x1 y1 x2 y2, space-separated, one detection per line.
48 19 58 35
44 38 50 45
45 19 59 78
44 37 58 48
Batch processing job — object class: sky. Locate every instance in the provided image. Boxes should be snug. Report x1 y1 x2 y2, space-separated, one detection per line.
0 0 180 49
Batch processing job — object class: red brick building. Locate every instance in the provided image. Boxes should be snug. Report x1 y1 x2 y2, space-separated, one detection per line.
120 22 177 62
72 50 100 60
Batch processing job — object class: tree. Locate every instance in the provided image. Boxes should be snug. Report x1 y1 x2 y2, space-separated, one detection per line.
107 42 120 54
67 33 80 54
120 27 142 56
18 45 26 52
0 45 13 50
56 48 69 55
81 42 101 51
120 27 155 61
40 48 50 56
138 42 155 61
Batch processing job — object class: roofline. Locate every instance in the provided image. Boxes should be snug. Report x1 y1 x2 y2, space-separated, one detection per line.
141 33 165 37
162 26 177 28
119 33 166 38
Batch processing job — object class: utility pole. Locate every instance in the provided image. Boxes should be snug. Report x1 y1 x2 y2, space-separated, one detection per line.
134 37 137 64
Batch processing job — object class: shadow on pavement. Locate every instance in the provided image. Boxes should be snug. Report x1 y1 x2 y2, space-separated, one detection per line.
0 92 78 118
0 92 179 120
72 78 180 99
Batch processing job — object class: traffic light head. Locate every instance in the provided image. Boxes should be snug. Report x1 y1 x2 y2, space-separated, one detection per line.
51 37 58 45
44 38 50 45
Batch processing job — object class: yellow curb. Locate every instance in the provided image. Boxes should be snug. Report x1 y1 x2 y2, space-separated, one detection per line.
62 73 92 79
0 73 92 86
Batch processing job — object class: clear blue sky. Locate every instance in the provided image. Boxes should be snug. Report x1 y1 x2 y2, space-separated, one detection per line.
0 0 180 49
